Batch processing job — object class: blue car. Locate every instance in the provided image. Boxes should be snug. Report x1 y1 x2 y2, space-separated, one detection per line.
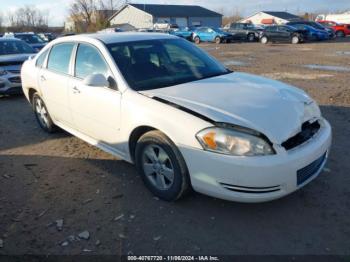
169 27 194 40
291 24 329 41
192 27 234 44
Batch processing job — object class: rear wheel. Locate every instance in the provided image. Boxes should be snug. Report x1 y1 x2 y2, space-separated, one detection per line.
260 36 268 44
32 93 57 133
291 35 300 44
336 30 345 38
215 36 221 44
194 36 200 44
135 130 191 201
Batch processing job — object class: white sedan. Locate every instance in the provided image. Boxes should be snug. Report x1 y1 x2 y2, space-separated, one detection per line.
21 33 332 203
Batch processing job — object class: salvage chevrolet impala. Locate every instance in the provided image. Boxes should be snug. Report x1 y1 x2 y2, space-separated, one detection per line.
21 33 332 203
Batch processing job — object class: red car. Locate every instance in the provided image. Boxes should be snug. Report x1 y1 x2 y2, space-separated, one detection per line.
317 20 350 37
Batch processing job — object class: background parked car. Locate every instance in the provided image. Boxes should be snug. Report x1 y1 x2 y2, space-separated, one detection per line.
192 27 234 44
0 38 35 95
38 33 56 42
169 27 194 40
291 24 329 41
4 32 47 51
317 20 350 38
259 25 307 44
287 21 336 39
223 23 262 42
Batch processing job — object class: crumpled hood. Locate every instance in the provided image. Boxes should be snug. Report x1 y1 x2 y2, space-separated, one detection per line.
141 72 321 144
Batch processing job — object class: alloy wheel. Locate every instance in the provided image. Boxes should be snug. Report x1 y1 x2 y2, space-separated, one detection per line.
261 37 268 44
142 144 175 191
292 36 299 44
35 97 49 128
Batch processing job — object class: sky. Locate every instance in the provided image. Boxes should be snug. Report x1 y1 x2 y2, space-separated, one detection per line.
1 0 349 26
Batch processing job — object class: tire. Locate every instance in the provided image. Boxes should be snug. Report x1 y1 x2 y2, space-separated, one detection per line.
215 36 221 44
291 35 300 44
247 33 255 42
194 36 200 44
336 31 345 38
260 36 268 44
135 130 191 201
32 93 57 133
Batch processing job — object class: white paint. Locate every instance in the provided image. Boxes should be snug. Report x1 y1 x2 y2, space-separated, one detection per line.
21 33 332 203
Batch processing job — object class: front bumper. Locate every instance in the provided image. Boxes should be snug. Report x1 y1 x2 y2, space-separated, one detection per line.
0 75 22 95
180 119 332 203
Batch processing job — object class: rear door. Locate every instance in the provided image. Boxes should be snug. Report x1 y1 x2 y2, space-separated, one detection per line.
38 42 75 126
68 43 122 147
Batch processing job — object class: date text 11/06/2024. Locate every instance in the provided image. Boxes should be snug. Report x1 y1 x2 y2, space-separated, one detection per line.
127 256 220 261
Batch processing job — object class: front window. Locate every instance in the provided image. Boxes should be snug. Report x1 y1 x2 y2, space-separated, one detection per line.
0 40 34 55
75 43 109 79
107 39 229 91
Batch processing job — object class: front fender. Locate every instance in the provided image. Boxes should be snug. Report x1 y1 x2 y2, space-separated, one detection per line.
120 90 212 161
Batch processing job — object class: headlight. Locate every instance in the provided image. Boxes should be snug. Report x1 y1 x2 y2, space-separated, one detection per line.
0 70 8 76
196 127 275 156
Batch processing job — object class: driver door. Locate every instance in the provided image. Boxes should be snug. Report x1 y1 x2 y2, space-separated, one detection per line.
68 43 122 148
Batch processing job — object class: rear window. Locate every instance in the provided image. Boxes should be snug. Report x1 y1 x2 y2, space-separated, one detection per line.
47 43 74 74
36 49 49 68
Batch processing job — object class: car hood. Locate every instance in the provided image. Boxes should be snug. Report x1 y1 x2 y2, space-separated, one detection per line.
0 54 33 66
140 72 321 144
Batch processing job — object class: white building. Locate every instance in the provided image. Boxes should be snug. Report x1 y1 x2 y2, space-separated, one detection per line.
316 11 350 24
240 11 302 26
109 4 222 29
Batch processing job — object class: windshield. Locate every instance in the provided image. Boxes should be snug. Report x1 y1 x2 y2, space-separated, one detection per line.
107 39 230 91
16 34 45 44
0 40 34 55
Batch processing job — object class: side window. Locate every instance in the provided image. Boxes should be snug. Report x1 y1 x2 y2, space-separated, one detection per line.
75 43 109 79
36 49 49 68
47 43 74 74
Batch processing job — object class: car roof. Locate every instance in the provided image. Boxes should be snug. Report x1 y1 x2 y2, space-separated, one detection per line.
0 37 23 42
59 32 178 44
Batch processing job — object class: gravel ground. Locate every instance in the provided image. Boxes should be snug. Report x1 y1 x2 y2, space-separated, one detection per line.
0 38 350 257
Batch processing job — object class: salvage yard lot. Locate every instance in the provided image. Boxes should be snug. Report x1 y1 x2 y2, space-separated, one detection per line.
0 38 350 256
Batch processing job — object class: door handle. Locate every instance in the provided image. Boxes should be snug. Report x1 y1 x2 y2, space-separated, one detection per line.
40 75 46 82
73 86 81 94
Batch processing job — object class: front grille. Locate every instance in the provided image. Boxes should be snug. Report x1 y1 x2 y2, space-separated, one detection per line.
297 153 327 185
9 76 21 83
0 82 5 88
220 183 281 194
282 121 321 150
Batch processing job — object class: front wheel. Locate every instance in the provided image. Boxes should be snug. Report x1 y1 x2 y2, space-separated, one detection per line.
291 35 300 44
260 36 268 44
336 31 345 38
194 36 200 44
32 93 57 133
215 36 221 44
135 130 191 201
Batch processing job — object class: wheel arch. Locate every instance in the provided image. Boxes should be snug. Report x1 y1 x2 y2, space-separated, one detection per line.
28 88 40 104
128 125 158 163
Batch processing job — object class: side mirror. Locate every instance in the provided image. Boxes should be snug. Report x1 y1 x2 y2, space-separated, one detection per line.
83 73 109 87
